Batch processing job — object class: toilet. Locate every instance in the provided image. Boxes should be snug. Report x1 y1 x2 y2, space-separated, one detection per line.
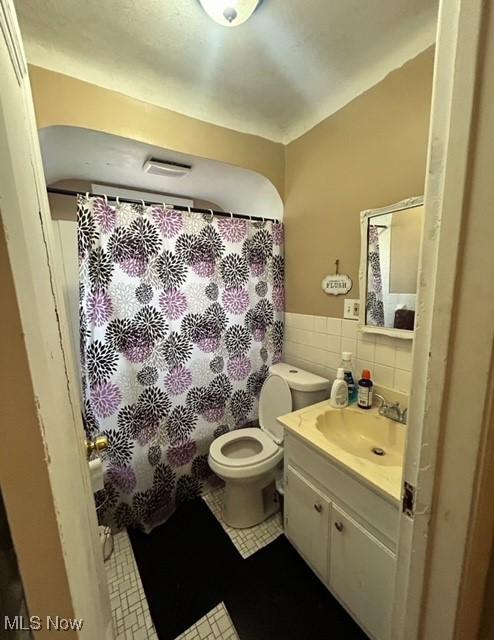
208 362 330 528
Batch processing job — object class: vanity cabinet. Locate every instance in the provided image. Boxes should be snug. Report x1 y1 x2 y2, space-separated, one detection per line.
330 504 395 640
285 467 331 583
284 432 399 640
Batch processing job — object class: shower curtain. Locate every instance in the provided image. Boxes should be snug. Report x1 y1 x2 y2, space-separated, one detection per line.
366 226 385 327
78 195 284 531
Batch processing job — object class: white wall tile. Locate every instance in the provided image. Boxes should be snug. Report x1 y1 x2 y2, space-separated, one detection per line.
283 313 413 396
284 326 296 343
395 342 413 372
327 317 342 336
288 313 305 329
313 316 327 334
326 333 341 354
356 339 375 362
394 369 412 393
342 319 358 339
373 364 395 388
374 336 397 368
326 351 341 370
310 332 327 351
314 348 328 366
298 315 314 331
283 339 295 353
341 337 357 356
284 312 295 326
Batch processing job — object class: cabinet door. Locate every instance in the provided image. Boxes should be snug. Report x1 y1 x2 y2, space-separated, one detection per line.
285 466 331 583
330 504 395 640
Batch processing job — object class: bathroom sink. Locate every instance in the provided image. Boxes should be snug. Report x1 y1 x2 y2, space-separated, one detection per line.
279 402 406 501
315 409 405 467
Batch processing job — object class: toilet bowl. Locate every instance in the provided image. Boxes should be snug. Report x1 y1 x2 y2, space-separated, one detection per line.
208 362 330 528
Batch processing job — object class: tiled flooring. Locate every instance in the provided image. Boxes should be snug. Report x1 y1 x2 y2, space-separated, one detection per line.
106 486 280 639
105 530 157 640
175 603 239 640
203 486 283 558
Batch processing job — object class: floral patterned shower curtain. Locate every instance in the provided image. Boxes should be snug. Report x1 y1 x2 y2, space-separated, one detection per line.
78 195 284 531
366 225 385 326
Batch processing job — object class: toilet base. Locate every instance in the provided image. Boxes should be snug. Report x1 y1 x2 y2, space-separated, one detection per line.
223 474 279 529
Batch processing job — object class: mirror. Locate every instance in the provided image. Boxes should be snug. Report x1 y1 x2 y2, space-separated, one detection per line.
359 196 424 339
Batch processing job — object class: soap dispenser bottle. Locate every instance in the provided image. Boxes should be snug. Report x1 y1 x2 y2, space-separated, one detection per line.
330 368 348 408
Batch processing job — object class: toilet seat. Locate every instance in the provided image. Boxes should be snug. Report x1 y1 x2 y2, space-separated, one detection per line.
259 374 292 444
209 428 279 469
209 373 292 481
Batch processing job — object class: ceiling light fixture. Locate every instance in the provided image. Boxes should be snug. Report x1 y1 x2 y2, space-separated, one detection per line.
198 0 263 27
143 158 192 178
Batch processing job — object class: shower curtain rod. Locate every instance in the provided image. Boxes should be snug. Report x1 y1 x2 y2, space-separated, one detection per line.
46 187 272 223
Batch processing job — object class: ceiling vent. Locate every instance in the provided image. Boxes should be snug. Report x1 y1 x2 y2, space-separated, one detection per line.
143 158 192 178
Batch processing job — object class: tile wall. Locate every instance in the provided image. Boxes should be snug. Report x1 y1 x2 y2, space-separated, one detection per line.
283 312 413 394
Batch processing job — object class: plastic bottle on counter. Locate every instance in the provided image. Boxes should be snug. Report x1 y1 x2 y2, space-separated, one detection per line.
357 369 374 409
340 352 356 403
330 368 349 408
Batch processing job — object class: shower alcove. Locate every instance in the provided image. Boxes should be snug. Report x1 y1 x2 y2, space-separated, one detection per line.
41 125 284 391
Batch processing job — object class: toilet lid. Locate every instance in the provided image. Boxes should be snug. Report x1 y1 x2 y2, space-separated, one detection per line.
259 374 292 444
209 428 280 468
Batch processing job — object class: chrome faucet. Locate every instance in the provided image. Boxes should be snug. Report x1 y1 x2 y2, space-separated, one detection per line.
374 394 407 425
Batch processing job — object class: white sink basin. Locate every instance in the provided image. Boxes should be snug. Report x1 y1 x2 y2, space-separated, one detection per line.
278 402 407 501
315 409 405 467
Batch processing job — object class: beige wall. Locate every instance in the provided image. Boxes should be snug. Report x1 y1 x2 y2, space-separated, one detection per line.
30 49 433 320
29 65 285 199
284 47 434 317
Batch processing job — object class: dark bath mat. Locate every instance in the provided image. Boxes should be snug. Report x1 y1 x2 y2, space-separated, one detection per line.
128 498 241 640
225 535 368 640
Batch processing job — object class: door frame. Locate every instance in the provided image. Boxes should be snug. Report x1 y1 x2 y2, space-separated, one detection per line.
0 1 112 637
2 0 494 637
392 0 494 637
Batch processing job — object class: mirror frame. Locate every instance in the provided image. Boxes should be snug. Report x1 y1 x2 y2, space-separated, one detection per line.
359 195 424 340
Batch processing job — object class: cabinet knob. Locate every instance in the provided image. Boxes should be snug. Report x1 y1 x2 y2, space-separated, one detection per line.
334 521 344 532
314 503 322 513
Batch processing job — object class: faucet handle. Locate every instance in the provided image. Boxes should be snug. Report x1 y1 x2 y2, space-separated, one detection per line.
374 394 385 409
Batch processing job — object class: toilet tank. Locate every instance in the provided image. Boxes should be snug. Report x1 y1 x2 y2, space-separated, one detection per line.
269 362 330 411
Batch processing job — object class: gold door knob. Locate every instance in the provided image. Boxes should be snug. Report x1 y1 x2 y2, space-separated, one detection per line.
86 435 109 459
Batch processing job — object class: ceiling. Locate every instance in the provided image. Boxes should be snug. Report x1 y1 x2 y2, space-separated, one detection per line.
40 126 283 218
15 0 437 143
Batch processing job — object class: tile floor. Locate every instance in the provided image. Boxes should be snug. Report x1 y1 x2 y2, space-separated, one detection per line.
105 530 157 640
202 486 283 559
175 603 239 640
106 485 280 639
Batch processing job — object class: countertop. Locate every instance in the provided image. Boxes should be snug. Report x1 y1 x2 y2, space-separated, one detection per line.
278 400 405 504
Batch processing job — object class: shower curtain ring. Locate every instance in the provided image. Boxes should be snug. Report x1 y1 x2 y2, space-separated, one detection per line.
141 199 145 208
85 191 90 200
229 211 234 219
187 206 191 214
104 194 108 204
116 196 120 205
209 209 214 221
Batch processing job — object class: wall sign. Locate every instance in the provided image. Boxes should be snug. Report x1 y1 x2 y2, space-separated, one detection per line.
322 274 353 295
